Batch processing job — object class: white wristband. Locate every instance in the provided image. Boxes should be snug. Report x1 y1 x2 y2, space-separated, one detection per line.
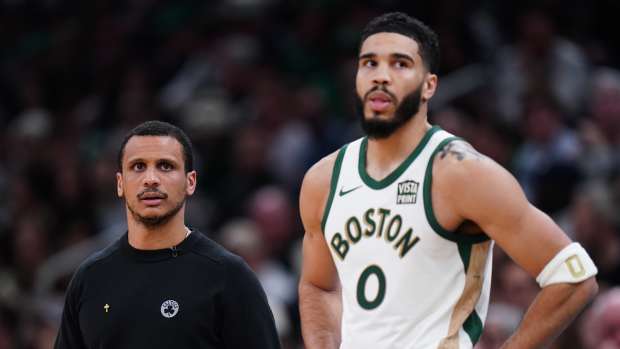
536 242 597 288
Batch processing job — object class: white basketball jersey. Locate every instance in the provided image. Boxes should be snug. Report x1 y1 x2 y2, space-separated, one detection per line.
322 126 494 349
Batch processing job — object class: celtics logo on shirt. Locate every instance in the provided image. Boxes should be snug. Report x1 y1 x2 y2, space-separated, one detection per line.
161 300 180 318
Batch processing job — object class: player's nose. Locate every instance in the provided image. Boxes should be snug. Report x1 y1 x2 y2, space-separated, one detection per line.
372 62 392 86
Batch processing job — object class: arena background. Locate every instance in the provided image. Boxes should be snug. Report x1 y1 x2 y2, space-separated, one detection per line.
1 0 619 348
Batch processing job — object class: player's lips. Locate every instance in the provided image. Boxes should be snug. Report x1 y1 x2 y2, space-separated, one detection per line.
366 91 393 112
138 191 167 206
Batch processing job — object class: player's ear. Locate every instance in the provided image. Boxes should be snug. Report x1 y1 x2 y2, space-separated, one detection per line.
186 170 197 196
116 172 124 198
421 73 438 102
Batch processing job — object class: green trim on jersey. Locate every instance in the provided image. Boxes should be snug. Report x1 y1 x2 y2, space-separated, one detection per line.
321 145 348 234
423 137 490 244
358 125 441 190
457 242 485 345
457 242 471 273
463 311 484 345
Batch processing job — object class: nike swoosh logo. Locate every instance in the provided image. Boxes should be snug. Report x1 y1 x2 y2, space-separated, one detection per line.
339 185 362 196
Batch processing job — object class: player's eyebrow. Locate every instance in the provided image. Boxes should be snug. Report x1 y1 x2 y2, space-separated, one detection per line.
126 157 145 165
359 52 376 60
391 53 415 63
126 155 179 165
359 52 415 64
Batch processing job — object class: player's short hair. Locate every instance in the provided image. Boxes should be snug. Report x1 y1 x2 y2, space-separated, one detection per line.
117 120 194 173
360 12 440 74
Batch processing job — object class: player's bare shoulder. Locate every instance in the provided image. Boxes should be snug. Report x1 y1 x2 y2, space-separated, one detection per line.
301 150 340 200
432 138 526 216
436 140 486 164
431 139 498 195
299 150 340 234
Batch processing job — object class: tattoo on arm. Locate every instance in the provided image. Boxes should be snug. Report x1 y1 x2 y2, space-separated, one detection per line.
438 142 483 161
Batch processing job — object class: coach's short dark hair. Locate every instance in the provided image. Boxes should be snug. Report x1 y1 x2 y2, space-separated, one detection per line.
117 120 194 173
360 12 440 74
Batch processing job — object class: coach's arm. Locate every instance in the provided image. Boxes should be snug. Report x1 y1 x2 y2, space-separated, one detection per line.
298 151 342 349
54 267 87 349
432 141 598 349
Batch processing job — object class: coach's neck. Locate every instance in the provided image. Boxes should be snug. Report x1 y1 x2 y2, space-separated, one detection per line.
127 208 188 250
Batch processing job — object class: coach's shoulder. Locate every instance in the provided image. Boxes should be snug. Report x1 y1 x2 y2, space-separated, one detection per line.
189 231 235 264
66 237 123 293
195 238 261 288
77 237 123 274
189 230 262 274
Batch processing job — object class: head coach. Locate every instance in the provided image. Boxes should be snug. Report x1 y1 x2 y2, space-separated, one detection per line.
54 120 281 349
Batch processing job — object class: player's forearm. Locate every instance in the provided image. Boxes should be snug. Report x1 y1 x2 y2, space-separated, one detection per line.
501 277 598 349
299 281 342 349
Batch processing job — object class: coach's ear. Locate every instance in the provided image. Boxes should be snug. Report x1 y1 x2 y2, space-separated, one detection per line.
116 172 124 198
185 170 197 196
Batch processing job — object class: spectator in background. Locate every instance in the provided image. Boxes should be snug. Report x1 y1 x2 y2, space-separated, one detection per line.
248 186 299 264
432 107 514 167
496 263 539 312
0 306 16 349
477 303 522 349
493 8 589 124
560 182 620 287
579 68 620 180
12 216 51 291
512 94 582 214
213 125 277 227
580 287 620 349
589 68 620 147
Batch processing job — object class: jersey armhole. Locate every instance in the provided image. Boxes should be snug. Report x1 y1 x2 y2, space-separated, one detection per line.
320 144 348 234
422 137 490 244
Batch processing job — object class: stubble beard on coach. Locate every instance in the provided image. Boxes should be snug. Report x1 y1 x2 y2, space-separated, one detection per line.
355 83 423 139
126 194 186 228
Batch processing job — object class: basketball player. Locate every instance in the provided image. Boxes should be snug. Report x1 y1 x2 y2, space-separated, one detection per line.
298 12 597 349
55 121 280 348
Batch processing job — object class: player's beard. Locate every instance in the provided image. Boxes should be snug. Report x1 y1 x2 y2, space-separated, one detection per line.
126 190 186 228
355 82 423 139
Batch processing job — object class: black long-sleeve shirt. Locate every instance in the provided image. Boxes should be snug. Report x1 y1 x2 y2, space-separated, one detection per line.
54 229 281 349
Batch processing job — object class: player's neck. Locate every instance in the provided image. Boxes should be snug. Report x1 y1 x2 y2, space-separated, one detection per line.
366 112 431 180
127 209 189 250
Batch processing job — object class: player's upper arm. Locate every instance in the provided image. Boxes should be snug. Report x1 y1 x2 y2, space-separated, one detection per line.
299 150 340 291
433 141 571 277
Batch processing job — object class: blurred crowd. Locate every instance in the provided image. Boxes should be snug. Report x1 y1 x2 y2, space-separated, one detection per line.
1 0 619 348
